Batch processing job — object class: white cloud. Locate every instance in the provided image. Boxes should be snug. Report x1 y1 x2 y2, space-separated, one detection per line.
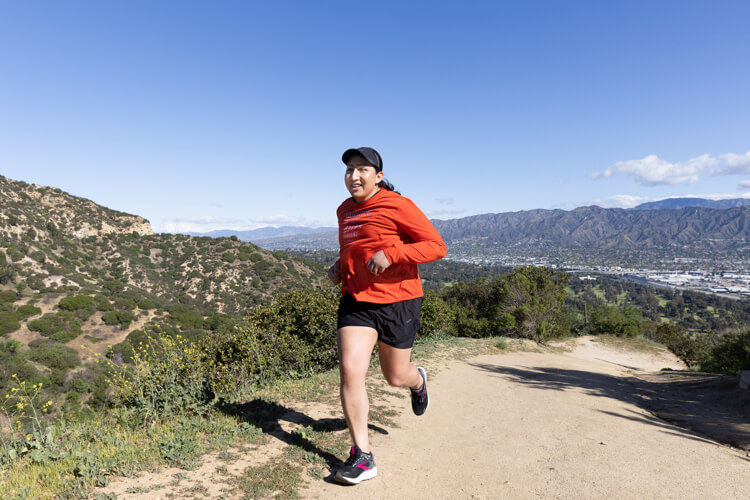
592 150 750 187
719 151 750 175
738 180 750 190
592 194 654 208
590 192 750 209
591 154 718 185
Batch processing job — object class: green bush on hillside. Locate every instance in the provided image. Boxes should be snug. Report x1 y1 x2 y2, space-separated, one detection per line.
441 266 570 342
0 290 18 304
646 323 710 368
101 310 135 328
28 341 81 371
200 289 338 394
0 311 21 335
27 312 82 343
168 305 204 329
701 330 750 375
95 296 114 311
101 331 214 422
108 329 150 363
590 304 643 337
16 304 42 320
0 340 46 393
135 296 157 310
419 290 453 338
58 294 95 313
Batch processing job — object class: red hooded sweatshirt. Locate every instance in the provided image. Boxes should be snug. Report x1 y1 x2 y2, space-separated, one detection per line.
336 188 446 303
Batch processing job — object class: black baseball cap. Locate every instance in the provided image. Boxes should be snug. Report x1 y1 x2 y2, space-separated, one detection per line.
342 147 383 172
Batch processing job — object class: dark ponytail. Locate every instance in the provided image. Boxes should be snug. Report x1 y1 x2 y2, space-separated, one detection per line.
378 178 399 193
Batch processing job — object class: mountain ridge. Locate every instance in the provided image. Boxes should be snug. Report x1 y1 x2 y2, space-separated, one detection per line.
243 204 750 254
633 197 750 210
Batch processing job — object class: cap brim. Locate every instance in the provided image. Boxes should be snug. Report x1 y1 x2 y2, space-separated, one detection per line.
342 149 361 165
342 147 382 171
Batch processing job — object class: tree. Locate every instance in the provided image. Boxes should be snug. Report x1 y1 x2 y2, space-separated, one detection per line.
498 266 571 342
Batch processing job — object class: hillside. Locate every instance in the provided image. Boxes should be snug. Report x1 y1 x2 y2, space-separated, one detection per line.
0 173 327 411
0 175 153 240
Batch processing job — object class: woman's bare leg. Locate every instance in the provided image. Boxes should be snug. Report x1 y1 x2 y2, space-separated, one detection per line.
338 326 378 452
377 342 423 389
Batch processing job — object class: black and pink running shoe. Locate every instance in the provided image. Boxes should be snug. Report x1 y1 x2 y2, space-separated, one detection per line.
411 366 429 416
334 445 377 485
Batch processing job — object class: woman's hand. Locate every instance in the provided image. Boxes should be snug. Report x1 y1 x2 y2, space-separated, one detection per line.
366 250 391 276
328 261 341 285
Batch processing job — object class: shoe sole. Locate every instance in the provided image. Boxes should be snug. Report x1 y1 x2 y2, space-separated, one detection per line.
334 467 378 485
416 366 429 415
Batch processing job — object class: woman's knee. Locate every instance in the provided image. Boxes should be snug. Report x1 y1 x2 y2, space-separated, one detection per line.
383 369 409 387
339 357 368 384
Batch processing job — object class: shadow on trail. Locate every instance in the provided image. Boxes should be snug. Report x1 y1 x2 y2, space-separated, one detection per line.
218 399 389 480
470 362 750 454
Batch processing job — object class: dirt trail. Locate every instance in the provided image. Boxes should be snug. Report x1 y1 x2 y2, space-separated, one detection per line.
303 337 749 499
100 338 750 499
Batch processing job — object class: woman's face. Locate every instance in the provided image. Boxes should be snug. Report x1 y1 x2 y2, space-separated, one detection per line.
345 154 383 202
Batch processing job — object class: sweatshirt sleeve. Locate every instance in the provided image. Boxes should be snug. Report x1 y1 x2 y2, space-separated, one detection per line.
383 197 447 265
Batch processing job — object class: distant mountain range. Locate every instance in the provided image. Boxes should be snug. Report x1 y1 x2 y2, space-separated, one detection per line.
633 197 750 210
234 198 750 254
189 226 335 240
431 205 750 249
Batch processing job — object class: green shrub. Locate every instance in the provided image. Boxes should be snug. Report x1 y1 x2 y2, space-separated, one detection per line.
101 332 214 422
442 267 570 341
71 377 88 393
95 297 114 311
647 323 710 368
27 312 82 343
590 304 643 337
0 290 19 304
108 329 150 363
6 246 25 262
169 305 204 329
101 310 135 328
58 295 95 312
701 330 750 375
29 342 81 370
419 291 453 338
113 295 137 310
16 304 42 320
0 311 21 335
200 289 338 394
135 297 157 310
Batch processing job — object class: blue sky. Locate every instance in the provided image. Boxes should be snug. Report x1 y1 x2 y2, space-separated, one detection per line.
2 1 750 233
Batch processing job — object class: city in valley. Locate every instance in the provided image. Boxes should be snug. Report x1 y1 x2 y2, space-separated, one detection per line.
447 253 750 299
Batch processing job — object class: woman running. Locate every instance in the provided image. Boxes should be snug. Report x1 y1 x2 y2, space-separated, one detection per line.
328 146 446 485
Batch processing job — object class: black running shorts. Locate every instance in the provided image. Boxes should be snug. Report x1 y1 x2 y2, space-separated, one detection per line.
337 293 424 349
